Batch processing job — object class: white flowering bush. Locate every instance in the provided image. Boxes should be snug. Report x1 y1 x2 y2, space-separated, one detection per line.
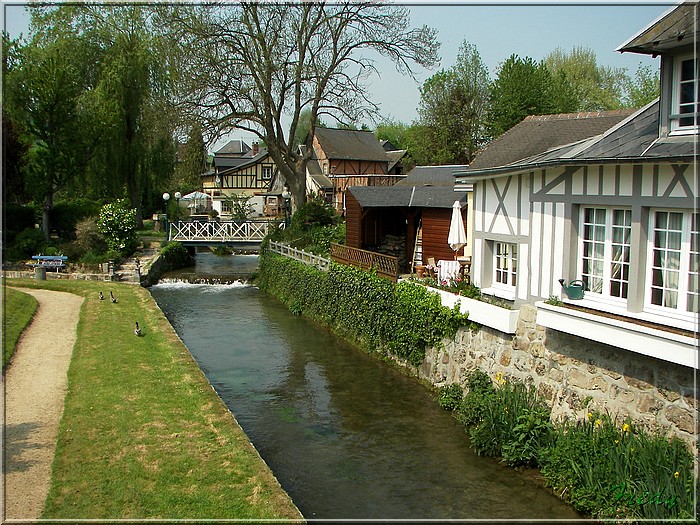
97 199 138 256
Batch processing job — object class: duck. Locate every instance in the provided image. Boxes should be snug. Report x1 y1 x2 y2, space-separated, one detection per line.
99 291 104 300
110 291 117 303
134 321 142 337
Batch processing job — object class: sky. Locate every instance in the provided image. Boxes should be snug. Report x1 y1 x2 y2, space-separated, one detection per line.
2 1 677 152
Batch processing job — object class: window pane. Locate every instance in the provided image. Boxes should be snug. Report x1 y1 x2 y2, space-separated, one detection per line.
681 58 696 81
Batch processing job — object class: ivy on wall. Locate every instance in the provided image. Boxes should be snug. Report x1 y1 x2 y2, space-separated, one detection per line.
256 252 470 365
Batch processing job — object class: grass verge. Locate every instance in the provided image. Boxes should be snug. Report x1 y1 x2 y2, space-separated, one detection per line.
4 278 302 521
3 286 38 370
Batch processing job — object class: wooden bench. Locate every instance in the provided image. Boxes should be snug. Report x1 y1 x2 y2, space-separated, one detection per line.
30 255 68 272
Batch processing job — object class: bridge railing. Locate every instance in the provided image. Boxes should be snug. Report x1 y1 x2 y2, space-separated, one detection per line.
169 219 283 242
268 241 331 271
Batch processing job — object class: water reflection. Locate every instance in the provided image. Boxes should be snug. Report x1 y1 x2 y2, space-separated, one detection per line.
150 255 580 520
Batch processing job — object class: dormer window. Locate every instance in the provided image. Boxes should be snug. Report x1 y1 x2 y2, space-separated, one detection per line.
671 55 698 133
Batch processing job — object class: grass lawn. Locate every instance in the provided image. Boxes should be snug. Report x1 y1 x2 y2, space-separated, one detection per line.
3 286 38 370
4 278 302 521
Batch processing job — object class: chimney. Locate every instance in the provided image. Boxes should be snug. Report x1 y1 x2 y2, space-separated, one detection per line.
252 141 259 155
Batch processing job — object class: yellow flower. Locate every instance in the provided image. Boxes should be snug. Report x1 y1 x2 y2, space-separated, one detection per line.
674 471 680 479
587 412 593 420
594 419 603 427
495 371 502 382
614 439 619 444
622 423 631 433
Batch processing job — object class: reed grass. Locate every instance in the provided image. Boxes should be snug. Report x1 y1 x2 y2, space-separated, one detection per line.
4 278 302 521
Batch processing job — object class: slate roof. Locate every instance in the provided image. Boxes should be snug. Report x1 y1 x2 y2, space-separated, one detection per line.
395 165 470 188
217 148 270 175
467 110 636 171
455 100 696 180
215 139 251 156
348 185 465 209
313 128 389 162
616 2 697 55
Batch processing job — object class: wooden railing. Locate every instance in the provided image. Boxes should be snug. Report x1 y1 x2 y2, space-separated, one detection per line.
268 241 331 271
329 242 398 282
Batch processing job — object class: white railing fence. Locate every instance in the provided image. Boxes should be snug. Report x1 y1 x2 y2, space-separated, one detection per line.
169 220 283 242
268 241 330 271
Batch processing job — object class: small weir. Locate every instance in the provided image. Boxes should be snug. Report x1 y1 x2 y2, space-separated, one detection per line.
150 252 580 520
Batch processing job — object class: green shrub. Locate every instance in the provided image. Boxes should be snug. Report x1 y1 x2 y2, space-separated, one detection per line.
50 198 102 240
5 227 47 261
4 203 36 243
256 252 469 366
437 383 464 411
97 199 139 256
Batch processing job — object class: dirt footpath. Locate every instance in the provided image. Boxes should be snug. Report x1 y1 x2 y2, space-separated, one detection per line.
3 287 84 521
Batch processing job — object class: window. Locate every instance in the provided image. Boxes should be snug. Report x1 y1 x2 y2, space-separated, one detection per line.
221 200 232 213
262 166 272 180
671 55 698 132
494 242 517 288
580 207 631 300
647 210 698 314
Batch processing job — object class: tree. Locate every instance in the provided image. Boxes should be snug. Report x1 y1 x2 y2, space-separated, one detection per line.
623 64 660 108
417 41 491 164
163 2 439 209
8 20 103 239
172 123 208 193
27 4 180 224
545 46 627 111
488 55 557 138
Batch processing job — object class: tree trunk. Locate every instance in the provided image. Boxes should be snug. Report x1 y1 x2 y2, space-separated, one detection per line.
42 191 53 241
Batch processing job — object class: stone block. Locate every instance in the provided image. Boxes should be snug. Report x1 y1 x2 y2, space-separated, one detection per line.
549 368 564 382
588 376 609 392
567 368 589 389
602 368 622 381
610 385 636 404
664 405 697 435
530 343 545 358
535 363 546 376
636 393 663 414
512 336 529 351
519 304 537 324
499 348 512 367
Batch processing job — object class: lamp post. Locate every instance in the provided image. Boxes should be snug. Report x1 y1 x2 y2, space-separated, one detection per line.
163 192 170 241
174 191 181 223
281 184 292 228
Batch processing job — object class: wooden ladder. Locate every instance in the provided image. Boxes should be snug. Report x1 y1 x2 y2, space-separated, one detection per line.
411 221 423 271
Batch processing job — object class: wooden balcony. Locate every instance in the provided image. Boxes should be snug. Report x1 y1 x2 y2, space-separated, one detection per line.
330 243 398 282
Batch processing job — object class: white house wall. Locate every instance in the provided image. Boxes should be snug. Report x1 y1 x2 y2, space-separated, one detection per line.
472 161 696 306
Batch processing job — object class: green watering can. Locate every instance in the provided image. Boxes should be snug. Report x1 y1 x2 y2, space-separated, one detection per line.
558 279 585 300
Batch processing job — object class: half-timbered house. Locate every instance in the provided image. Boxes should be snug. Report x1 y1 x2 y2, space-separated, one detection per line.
454 2 697 368
201 142 279 218
309 128 405 213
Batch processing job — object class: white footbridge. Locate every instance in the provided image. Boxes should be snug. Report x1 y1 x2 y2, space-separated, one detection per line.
168 219 284 248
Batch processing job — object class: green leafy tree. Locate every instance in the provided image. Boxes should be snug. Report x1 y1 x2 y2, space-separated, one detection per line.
488 54 557 138
417 41 491 164
222 193 255 220
623 63 660 108
544 46 627 111
172 123 208 194
8 19 103 239
163 2 439 209
96 199 138 256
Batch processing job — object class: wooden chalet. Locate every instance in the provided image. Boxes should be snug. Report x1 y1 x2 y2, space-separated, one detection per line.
345 165 471 273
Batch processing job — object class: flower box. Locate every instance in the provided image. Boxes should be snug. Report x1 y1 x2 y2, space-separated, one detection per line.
427 286 520 334
535 301 698 369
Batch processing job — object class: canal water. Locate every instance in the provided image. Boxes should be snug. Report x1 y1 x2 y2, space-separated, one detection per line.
150 252 580 520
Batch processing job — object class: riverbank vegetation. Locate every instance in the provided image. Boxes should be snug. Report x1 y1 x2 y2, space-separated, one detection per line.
256 251 468 366
4 278 301 520
437 371 696 521
3 286 38 369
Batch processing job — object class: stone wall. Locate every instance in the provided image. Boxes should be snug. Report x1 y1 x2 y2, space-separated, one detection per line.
417 304 698 449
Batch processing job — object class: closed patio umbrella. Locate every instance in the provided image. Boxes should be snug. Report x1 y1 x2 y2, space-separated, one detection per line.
448 200 467 256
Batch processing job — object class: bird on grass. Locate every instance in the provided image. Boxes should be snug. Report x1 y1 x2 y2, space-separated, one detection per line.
134 321 142 337
99 291 104 300
110 291 117 303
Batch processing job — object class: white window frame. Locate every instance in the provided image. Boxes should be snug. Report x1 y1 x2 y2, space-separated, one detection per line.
492 241 517 291
261 166 272 180
670 54 698 134
578 207 631 306
644 209 698 323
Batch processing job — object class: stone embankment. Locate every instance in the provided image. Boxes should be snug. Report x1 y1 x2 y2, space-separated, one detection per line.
417 304 697 449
